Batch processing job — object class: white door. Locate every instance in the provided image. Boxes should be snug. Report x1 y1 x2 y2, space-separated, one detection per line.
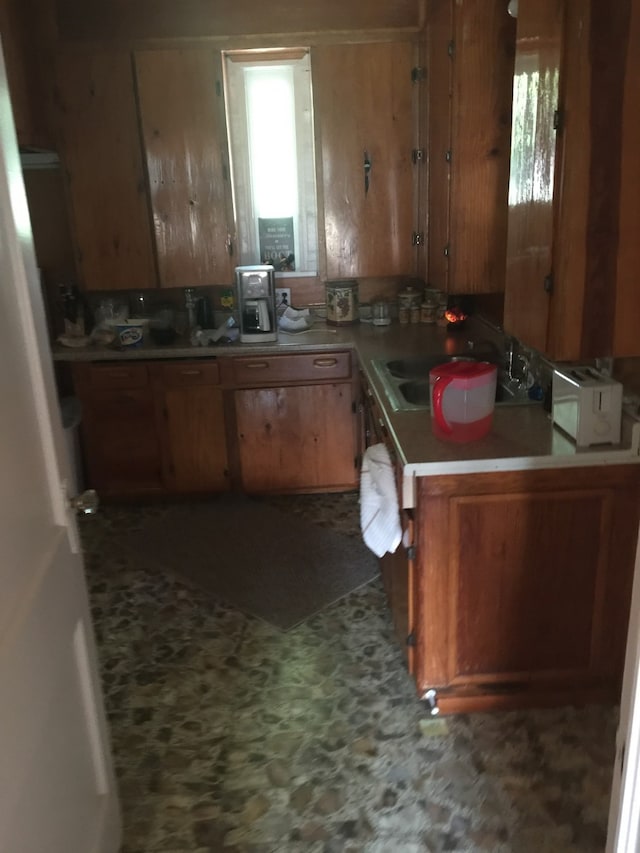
607 532 640 852
0 44 121 853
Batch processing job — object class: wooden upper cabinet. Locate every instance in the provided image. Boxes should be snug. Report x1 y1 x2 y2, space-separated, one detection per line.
0 0 55 147
426 0 516 295
135 49 234 288
55 52 157 291
504 0 640 360
312 41 415 280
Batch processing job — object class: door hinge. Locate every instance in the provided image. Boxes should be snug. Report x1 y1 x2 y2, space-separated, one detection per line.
406 544 416 560
412 148 425 164
411 66 426 83
443 244 450 257
406 631 417 648
445 149 452 163
543 272 554 293
553 108 564 132
412 232 424 247
448 40 455 58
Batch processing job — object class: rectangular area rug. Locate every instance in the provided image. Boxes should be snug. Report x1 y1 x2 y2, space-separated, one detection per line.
119 496 379 630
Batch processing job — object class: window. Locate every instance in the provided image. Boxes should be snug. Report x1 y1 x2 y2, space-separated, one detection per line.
224 50 318 275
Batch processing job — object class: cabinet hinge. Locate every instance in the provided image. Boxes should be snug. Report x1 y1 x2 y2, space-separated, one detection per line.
411 66 426 83
406 631 417 647
447 40 455 58
445 149 452 163
406 544 416 560
543 272 554 293
553 108 564 132
412 232 424 247
412 148 425 164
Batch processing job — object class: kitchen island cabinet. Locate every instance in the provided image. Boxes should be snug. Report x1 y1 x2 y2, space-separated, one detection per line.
232 351 359 493
410 464 640 714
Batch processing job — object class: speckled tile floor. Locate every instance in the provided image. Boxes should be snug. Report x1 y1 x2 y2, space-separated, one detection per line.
81 493 617 853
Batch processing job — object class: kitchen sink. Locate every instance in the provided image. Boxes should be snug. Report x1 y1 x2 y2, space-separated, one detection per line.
372 355 537 412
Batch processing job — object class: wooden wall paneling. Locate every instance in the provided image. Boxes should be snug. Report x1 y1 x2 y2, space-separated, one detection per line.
55 51 157 291
577 0 631 358
613 0 640 357
135 49 234 288
312 41 415 280
425 0 452 292
503 0 563 351
56 0 422 43
448 0 515 294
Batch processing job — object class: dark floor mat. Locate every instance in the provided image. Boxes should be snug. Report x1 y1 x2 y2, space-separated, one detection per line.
120 495 378 630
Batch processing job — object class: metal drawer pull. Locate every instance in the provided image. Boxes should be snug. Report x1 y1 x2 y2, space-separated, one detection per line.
244 362 269 369
179 369 202 376
313 358 338 368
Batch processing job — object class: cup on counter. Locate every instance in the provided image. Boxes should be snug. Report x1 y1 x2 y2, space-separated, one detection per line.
116 320 146 348
372 301 391 326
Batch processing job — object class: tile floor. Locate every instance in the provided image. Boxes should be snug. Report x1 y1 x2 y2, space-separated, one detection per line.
81 493 617 853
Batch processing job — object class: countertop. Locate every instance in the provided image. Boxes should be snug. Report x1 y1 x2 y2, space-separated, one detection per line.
52 320 640 506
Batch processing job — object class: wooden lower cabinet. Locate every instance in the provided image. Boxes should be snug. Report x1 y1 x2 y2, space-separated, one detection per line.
408 465 640 714
150 361 229 494
235 382 357 493
73 359 229 498
72 362 164 496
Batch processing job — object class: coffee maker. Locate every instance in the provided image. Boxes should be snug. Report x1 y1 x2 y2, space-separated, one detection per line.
236 265 277 343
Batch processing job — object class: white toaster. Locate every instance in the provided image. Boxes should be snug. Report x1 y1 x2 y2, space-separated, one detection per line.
552 366 622 447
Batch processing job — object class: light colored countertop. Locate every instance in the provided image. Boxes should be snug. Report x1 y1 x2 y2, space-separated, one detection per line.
52 320 640 505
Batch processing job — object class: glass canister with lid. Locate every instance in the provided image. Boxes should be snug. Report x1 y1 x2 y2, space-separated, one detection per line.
398 285 422 324
326 280 359 326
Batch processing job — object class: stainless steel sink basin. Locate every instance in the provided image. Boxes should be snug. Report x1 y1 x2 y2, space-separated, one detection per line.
372 355 537 412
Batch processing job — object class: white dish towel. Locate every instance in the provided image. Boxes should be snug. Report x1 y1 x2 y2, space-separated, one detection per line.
360 443 402 558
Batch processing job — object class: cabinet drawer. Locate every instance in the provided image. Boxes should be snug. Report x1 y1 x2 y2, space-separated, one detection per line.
158 361 220 387
85 363 150 390
231 351 351 385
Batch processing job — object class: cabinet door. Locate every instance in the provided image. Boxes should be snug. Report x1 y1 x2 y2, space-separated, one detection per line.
426 0 515 294
235 383 357 493
79 387 163 495
161 384 229 493
312 42 415 280
55 52 157 291
415 467 640 712
135 49 234 288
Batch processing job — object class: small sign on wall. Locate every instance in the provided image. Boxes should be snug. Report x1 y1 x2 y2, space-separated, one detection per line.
259 217 295 271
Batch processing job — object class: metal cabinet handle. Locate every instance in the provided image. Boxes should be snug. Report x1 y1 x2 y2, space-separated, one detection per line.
313 358 338 368
244 361 269 369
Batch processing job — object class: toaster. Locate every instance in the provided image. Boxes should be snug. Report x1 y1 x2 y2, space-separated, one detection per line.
552 366 622 447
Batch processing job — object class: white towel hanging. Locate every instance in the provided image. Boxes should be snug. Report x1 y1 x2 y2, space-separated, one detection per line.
359 443 402 558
